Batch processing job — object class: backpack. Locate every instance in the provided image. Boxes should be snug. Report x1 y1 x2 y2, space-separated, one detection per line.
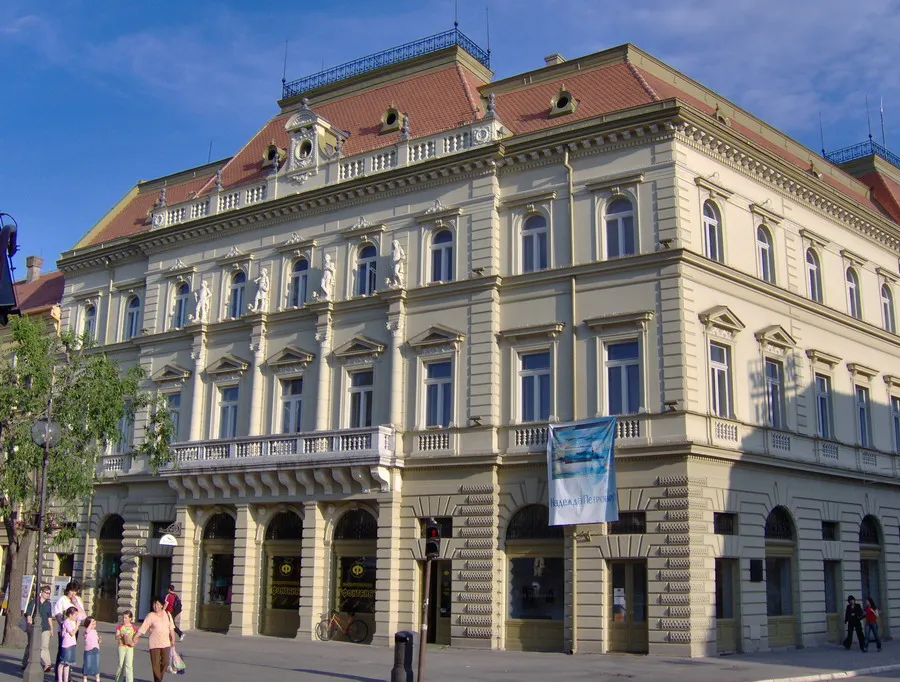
172 595 182 616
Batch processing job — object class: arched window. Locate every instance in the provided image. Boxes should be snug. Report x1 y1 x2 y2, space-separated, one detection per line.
605 197 635 258
430 229 454 283
882 284 896 333
765 506 794 541
123 295 142 340
289 258 309 307
521 215 549 273
846 267 862 319
702 201 723 262
506 504 564 541
203 512 236 540
265 511 303 541
229 271 246 318
356 244 377 296
334 509 377 540
99 515 125 540
859 515 880 546
806 248 823 302
756 226 775 283
173 282 190 329
83 304 97 341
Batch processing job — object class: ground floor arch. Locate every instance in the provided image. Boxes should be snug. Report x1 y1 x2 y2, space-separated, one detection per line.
260 510 303 637
198 511 236 632
765 506 798 648
95 514 124 622
330 507 378 644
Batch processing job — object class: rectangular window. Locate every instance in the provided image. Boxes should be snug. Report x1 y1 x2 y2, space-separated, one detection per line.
281 378 303 434
424 361 452 428
115 411 134 454
508 557 564 620
714 512 737 535
709 342 732 418
520 351 551 422
349 370 374 428
765 557 793 616
824 561 841 614
765 359 785 428
606 341 640 415
218 386 239 439
821 521 839 541
166 393 181 443
608 511 646 535
815 374 834 439
856 385 872 448
892 396 900 453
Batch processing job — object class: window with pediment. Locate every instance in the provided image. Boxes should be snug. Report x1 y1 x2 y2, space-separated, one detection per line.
846 267 862 319
218 386 239 439
123 295 142 341
349 370 374 428
604 197 635 259
281 378 303 434
356 243 378 296
229 271 246 318
756 225 775 284
806 248 823 303
173 282 190 329
521 214 549 273
702 200 723 263
430 229 454 283
83 304 97 341
882 283 896 333
289 258 309 308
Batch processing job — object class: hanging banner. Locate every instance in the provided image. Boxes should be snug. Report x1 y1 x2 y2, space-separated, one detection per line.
547 417 619 526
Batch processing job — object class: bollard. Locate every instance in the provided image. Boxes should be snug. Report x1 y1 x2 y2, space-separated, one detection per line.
390 630 415 682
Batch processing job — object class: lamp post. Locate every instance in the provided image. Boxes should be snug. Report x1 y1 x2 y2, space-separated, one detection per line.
24 415 60 682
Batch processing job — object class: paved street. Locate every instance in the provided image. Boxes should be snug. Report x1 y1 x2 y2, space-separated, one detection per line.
0 623 899 682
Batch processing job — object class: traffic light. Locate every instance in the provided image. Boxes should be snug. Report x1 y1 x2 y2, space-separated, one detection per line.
424 518 441 559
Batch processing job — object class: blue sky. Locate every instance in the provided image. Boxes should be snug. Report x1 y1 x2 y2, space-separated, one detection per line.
2 0 899 277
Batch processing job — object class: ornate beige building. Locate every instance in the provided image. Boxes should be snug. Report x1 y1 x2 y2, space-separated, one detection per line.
54 32 900 656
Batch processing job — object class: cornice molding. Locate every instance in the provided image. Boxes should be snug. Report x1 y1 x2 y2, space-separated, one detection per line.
498 321 565 342
750 202 784 225
799 228 829 248
585 171 645 195
806 348 842 368
694 174 734 199
584 311 653 334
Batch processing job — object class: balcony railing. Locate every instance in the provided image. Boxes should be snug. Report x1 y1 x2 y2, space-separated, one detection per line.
282 29 490 99
824 139 900 170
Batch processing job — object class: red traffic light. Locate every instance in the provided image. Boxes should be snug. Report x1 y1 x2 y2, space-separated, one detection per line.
424 518 441 559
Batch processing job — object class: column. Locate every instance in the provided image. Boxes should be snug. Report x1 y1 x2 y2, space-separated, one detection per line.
188 330 207 441
314 330 332 431
297 502 327 640
170 506 197 632
386 319 404 428
118 520 149 618
228 504 261 636
248 332 266 436
373 493 402 646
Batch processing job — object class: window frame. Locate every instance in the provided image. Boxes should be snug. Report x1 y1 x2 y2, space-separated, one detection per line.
756 225 776 284
229 270 247 319
165 392 182 443
123 295 142 341
217 385 240 439
172 282 190 329
288 258 309 308
603 196 636 259
764 357 785 429
882 283 896 333
814 373 834 440
892 395 900 454
520 214 549 274
114 408 134 455
83 304 97 341
430 228 455 284
423 359 453 428
855 384 872 448
604 338 642 416
709 341 733 418
846 267 862 319
355 243 378 297
806 248 823 303
348 368 375 428
280 377 304 434
702 200 723 263
518 348 553 423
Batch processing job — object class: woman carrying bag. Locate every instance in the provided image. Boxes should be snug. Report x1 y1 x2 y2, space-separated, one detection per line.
134 598 175 682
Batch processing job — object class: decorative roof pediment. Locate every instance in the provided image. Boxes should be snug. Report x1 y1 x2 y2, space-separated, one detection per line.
754 325 796 350
266 345 315 368
498 321 565 342
585 171 645 195
407 325 465 350
151 363 192 384
333 336 385 359
164 260 196 280
806 348 841 368
584 311 653 334
876 267 898 284
840 248 867 266
112 277 145 293
415 201 462 226
206 353 249 376
699 306 745 334
501 189 557 210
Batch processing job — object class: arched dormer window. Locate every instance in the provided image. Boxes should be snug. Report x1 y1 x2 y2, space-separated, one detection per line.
702 200 723 263
430 229 454 283
123 295 142 341
83 304 97 341
173 282 190 329
229 271 246 318
521 214 548 273
846 267 862 319
882 284 896 333
289 258 309 307
605 197 635 258
756 225 775 283
356 243 378 296
806 248 823 303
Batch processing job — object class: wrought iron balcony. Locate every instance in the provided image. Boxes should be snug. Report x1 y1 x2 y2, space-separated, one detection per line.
282 29 490 99
825 139 900 170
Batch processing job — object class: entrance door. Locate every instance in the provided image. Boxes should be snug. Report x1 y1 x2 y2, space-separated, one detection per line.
423 561 451 645
608 560 648 653
715 559 739 653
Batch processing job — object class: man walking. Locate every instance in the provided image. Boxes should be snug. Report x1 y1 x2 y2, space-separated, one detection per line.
164 584 184 641
22 584 53 672
844 595 867 651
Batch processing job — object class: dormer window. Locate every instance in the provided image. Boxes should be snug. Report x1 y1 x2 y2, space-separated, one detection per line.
262 142 285 169
549 87 577 118
381 106 402 133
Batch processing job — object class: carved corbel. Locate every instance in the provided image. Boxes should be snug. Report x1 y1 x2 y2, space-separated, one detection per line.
211 474 231 499
228 473 248 498
167 478 188 500
182 477 201 501
197 475 216 499
370 466 391 493
332 468 352 494
314 469 334 495
295 470 315 495
245 472 264 498
350 466 373 493
261 471 280 496
277 471 297 496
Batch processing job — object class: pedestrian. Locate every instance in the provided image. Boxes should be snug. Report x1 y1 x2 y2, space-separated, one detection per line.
864 597 882 652
52 581 86 670
81 617 101 682
21 583 54 672
57 607 79 682
164 584 184 641
843 595 867 652
134 596 176 682
115 610 137 682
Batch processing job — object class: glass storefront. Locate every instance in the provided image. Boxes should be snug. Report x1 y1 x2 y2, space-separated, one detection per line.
202 553 233 606
507 557 563 621
335 556 376 614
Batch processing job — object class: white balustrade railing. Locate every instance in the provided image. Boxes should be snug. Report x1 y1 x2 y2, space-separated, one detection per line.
408 141 436 162
514 426 548 448
371 150 397 171
417 431 451 451
339 159 365 180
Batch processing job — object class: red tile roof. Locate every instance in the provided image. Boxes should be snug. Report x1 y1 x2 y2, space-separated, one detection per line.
14 271 64 313
860 171 900 223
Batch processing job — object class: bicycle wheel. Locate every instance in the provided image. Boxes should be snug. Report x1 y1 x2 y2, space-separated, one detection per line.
315 620 333 641
347 619 368 643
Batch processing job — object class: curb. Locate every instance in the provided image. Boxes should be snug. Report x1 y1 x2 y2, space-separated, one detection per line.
753 662 900 682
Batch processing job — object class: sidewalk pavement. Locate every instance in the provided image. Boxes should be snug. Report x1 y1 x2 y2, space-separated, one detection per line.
0 622 898 682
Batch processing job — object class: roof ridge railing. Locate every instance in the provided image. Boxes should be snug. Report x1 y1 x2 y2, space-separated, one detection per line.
282 28 490 100
825 139 900 170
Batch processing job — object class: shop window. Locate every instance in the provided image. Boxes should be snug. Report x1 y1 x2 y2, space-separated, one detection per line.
335 556 376 614
508 557 563 620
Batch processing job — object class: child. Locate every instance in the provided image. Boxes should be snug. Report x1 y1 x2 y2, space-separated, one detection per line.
82 617 101 682
115 611 137 682
57 607 79 682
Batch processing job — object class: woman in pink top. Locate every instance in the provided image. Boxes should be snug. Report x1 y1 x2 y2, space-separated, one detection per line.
134 597 175 682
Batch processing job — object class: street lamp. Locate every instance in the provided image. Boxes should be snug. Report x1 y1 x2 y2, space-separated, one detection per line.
24 416 60 682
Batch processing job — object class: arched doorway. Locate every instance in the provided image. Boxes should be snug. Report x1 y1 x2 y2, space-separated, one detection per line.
504 504 564 652
765 506 797 647
859 515 887 637
95 515 124 622
260 511 303 637
331 508 377 643
198 512 235 632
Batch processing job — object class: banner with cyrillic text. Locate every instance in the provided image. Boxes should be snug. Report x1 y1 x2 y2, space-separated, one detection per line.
547 417 618 526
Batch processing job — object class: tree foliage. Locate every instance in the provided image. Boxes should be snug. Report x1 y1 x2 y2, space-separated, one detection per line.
0 316 172 645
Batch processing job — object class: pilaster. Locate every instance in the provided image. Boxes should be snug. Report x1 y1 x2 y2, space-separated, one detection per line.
118 520 149 618
188 329 207 441
171 506 197 632
248 325 267 436
297 501 326 640
228 504 262 636
373 494 402 646
313 304 333 431
386 313 405 430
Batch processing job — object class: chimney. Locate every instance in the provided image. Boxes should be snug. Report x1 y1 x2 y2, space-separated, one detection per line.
25 255 43 283
544 53 566 66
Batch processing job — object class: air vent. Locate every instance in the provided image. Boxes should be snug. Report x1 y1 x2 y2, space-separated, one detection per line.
381 105 402 133
549 86 577 118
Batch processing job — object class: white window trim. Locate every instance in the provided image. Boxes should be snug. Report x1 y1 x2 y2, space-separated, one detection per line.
162 390 183 443
763 357 786 429
287 257 310 309
422 358 454 429
278 376 304 434
428 226 456 284
891 394 900 454
585 312 652 418
519 212 551 274
813 372 835 441
854 384 873 448
122 294 143 341
598 191 639 261
171 280 191 330
513 343 556 425
603 337 643 417
881 283 896 333
805 247 824 303
845 267 863 320
216 384 241 439
700 199 724 263
708 340 734 419
353 243 379 297
345 366 376 428
82 302 98 341
756 224 776 284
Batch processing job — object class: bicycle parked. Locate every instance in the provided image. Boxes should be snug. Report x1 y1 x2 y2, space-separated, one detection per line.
315 610 368 643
